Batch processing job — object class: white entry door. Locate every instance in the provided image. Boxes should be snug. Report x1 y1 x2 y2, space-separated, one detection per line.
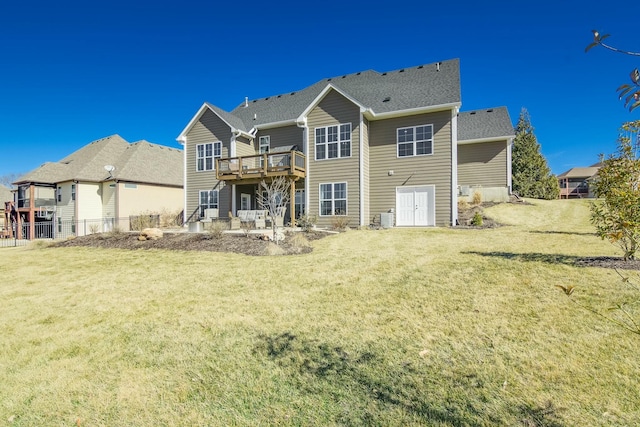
396 186 435 226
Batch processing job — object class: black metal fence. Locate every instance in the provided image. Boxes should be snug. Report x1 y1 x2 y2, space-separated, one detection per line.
0 215 163 248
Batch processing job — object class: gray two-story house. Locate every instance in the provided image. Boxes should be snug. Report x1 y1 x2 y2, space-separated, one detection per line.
177 58 514 228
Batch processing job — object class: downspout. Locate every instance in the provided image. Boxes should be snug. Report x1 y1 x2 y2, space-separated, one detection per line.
231 131 240 215
507 138 513 193
177 136 187 225
73 180 78 235
296 118 309 216
450 107 459 226
359 109 365 226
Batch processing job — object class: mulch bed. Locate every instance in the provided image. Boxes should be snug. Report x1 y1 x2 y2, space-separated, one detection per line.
52 230 329 256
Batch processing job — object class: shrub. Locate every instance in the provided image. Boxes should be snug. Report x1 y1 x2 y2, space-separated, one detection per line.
130 213 159 231
159 208 183 228
207 220 227 238
88 223 100 234
471 191 482 206
289 232 311 249
458 199 470 211
471 212 483 227
264 242 286 256
331 215 350 231
296 214 317 232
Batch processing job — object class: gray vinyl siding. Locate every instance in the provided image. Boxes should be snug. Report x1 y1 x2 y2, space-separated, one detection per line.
235 135 254 157
185 109 232 220
457 141 508 187
256 126 304 152
307 89 361 228
369 110 453 226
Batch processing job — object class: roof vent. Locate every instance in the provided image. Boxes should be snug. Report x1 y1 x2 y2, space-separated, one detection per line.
291 92 296 95
399 69 404 73
253 113 257 120
265 97 269 100
357 72 361 75
244 96 248 107
487 109 494 112
342 75 346 78
383 97 391 102
436 62 441 71
417 65 424 69
327 78 332 81
277 95 281 98
470 111 476 115
253 100 257 103
382 72 387 76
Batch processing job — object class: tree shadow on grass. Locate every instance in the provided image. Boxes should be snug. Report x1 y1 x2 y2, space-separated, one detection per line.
463 251 640 270
254 333 565 425
518 400 565 427
463 251 584 267
529 230 597 237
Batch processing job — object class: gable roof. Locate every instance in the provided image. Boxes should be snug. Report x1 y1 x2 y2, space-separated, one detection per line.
557 166 600 179
457 107 515 142
178 58 461 139
14 135 183 187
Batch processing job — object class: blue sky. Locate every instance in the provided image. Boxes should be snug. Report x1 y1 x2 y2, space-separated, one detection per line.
0 0 637 180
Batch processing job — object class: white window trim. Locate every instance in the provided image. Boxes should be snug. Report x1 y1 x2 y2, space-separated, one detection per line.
198 189 219 217
396 124 434 158
319 182 348 216
315 123 352 161
196 141 222 172
259 135 270 153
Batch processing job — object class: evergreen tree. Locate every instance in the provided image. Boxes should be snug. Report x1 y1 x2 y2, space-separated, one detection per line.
511 108 560 199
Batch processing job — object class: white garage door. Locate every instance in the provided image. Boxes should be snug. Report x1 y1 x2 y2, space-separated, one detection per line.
396 185 435 226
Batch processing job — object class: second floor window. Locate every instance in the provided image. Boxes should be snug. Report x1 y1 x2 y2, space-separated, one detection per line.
57 187 62 202
397 124 433 157
71 184 76 201
315 123 351 160
196 142 221 171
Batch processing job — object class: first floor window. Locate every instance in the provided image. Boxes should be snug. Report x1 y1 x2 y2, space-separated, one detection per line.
199 190 219 217
319 182 347 216
315 123 351 160
397 124 433 157
196 142 222 171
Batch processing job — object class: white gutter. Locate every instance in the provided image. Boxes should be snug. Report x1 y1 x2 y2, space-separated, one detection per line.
458 135 516 145
364 102 462 121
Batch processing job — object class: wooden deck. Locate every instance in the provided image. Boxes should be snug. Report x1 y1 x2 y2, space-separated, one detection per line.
216 151 306 183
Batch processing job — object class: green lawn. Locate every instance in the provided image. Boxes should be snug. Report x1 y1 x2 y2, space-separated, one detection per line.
1 199 638 426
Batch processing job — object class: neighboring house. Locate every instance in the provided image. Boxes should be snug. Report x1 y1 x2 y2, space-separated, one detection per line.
1 185 14 237
177 58 513 228
11 135 183 239
557 163 601 199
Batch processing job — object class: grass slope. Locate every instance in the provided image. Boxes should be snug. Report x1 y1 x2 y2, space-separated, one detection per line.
1 199 638 426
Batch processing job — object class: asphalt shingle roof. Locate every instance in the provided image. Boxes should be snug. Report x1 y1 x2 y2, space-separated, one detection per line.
15 135 183 187
557 166 600 179
457 107 514 141
219 59 461 131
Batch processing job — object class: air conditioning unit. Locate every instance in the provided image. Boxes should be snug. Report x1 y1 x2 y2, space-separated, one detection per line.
204 208 219 219
380 212 394 229
459 185 470 196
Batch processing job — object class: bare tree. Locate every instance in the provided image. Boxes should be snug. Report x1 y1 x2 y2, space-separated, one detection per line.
256 177 291 244
0 173 21 188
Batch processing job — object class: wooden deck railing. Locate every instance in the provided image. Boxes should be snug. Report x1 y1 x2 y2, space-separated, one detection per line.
216 151 306 182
